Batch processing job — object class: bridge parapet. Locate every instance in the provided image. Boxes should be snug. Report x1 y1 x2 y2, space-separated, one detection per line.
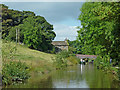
76 54 97 59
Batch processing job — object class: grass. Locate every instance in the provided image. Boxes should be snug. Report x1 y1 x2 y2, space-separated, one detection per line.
2 40 56 74
15 43 55 61
2 40 80 86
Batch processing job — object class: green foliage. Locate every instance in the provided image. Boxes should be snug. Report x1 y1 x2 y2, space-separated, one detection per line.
2 40 17 61
48 46 56 54
119 63 120 81
77 2 120 64
57 50 70 58
52 50 79 69
2 61 30 85
2 4 56 52
7 24 24 42
52 50 69 69
2 40 30 85
21 16 56 51
68 40 82 54
67 56 79 65
2 4 35 39
77 2 120 80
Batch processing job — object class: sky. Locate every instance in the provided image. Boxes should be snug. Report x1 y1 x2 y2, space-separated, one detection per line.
2 2 84 41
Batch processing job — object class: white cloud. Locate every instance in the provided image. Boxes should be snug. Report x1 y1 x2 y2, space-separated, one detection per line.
1 0 117 2
1 0 86 2
1 2 82 41
53 24 79 41
2 2 83 24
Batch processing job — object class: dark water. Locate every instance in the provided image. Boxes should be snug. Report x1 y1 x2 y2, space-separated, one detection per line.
7 64 120 88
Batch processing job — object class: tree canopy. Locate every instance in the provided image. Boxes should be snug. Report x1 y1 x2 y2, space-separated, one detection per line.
77 2 120 63
2 4 56 52
68 40 82 54
2 4 35 39
21 16 56 51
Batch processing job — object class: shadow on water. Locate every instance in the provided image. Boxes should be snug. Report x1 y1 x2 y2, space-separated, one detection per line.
5 64 120 88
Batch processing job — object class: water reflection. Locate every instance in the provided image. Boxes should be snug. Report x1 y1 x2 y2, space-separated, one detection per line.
81 64 82 74
6 64 120 88
52 64 89 88
51 64 119 88
53 79 89 88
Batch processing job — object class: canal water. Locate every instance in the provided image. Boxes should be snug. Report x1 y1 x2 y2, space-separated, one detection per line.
7 64 119 88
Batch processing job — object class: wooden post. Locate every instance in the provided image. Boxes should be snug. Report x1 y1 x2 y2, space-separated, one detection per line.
16 28 18 44
18 28 20 44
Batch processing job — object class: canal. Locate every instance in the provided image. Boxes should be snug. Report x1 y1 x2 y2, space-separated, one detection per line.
7 64 119 88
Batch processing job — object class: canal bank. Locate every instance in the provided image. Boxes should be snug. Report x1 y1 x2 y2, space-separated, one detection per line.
6 64 120 88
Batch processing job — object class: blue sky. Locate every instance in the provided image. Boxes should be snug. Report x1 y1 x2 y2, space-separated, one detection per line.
2 2 84 41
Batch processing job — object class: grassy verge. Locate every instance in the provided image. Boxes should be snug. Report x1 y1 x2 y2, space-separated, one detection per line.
2 40 79 86
2 40 56 85
14 43 55 73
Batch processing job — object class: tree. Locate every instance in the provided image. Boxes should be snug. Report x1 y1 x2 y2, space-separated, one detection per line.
68 40 82 54
7 24 24 42
3 4 56 52
20 16 56 51
2 4 35 39
77 2 120 63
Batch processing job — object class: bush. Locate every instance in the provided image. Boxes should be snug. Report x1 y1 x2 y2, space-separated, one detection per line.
57 50 70 58
2 40 17 61
52 50 79 69
2 61 30 85
67 56 79 65
53 50 69 69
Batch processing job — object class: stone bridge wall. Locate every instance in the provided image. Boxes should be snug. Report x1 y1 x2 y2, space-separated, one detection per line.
76 54 97 59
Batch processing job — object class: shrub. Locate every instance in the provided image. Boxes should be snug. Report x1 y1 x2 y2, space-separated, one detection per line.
2 61 30 85
67 56 79 65
57 50 70 58
52 50 79 69
53 50 69 69
2 40 17 61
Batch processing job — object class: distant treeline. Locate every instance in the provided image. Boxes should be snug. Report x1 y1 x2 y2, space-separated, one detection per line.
2 4 56 52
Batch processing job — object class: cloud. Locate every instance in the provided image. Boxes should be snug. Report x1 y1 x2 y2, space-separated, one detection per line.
53 24 79 41
2 0 115 2
3 2 83 24
2 2 82 41
1 0 86 2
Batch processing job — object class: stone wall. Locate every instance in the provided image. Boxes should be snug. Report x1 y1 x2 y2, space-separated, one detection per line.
55 45 68 51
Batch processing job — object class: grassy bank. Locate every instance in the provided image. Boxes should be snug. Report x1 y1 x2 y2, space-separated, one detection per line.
2 40 55 71
2 40 56 85
2 40 80 86
14 43 55 73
